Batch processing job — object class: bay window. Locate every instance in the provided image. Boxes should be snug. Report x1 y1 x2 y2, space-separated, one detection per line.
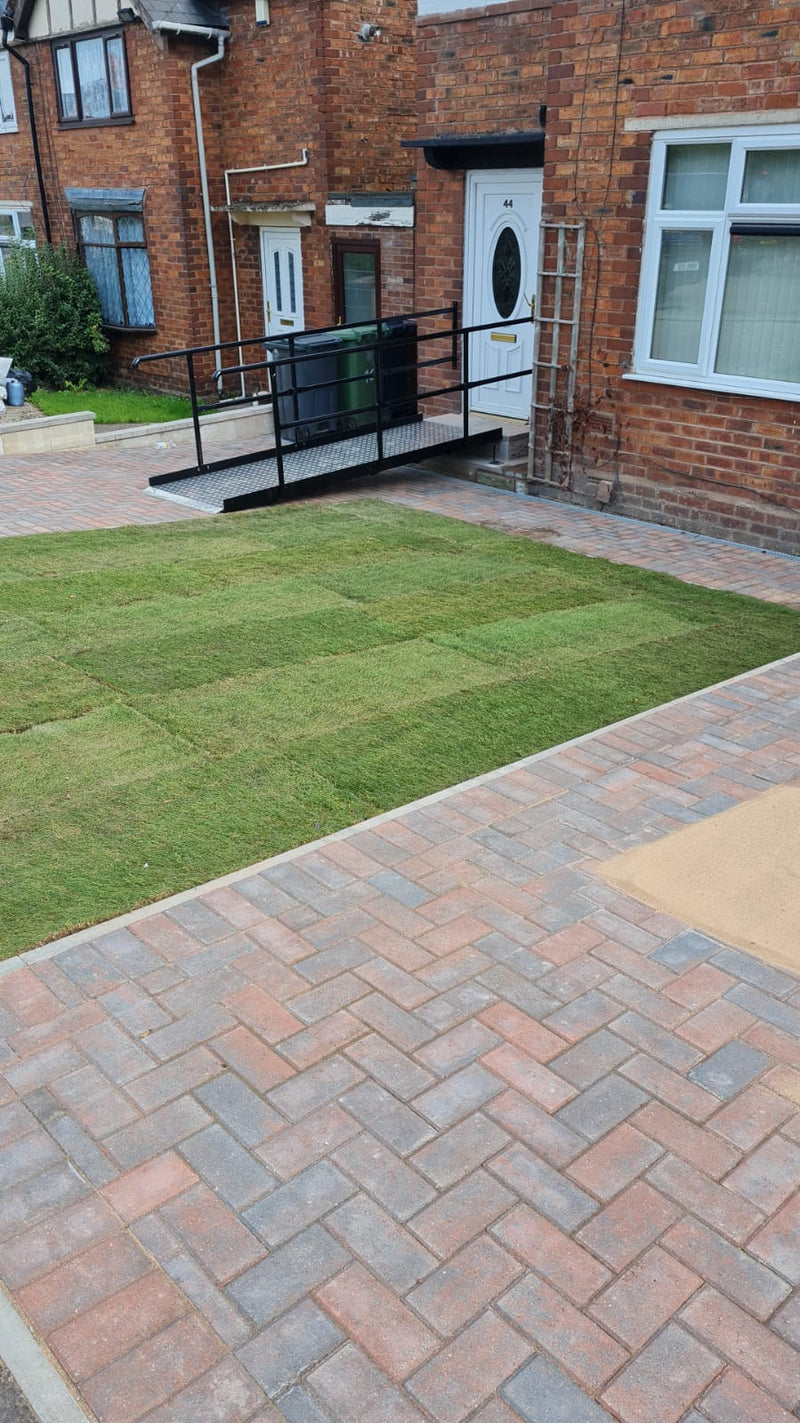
78 212 154 329
632 127 800 399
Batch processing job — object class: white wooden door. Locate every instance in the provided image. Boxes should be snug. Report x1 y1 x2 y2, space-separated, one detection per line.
260 227 304 338
463 170 542 419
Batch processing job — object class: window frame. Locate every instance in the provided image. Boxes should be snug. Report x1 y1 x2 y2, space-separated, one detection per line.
0 205 35 274
76 209 155 331
332 237 381 324
52 28 132 128
0 52 18 134
631 124 800 402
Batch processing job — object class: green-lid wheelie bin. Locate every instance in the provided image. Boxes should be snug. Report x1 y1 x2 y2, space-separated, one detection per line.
336 324 377 431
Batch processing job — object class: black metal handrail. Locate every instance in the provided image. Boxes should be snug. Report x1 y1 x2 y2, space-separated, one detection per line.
134 305 534 481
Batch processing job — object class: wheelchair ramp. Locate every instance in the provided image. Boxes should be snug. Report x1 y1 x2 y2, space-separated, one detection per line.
149 419 499 514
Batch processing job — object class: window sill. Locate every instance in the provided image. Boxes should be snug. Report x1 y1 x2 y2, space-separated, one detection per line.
0 125 19 135
102 324 157 335
57 116 134 130
623 370 800 406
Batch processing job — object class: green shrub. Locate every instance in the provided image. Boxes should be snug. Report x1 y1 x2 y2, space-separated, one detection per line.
0 243 109 389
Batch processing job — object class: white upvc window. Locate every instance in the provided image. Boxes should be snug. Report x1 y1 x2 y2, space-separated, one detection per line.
0 206 35 274
0 52 17 133
632 126 800 401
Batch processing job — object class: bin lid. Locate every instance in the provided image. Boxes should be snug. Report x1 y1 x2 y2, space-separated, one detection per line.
337 324 377 345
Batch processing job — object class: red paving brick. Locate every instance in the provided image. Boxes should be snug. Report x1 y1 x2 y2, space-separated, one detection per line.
0 599 799 1421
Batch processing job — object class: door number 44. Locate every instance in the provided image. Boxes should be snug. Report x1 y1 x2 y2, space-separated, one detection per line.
503 199 513 208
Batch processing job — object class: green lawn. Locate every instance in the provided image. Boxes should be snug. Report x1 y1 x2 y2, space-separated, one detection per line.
2 499 798 957
30 387 194 425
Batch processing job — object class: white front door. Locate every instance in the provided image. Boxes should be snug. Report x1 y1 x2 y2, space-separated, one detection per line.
463 170 542 419
260 227 305 338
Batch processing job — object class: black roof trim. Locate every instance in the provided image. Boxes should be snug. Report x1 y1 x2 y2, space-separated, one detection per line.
402 131 544 171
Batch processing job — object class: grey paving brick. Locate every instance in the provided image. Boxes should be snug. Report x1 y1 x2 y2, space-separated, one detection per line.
244 1160 355 1246
237 1299 345 1397
43 1111 118 1187
159 968 246 1018
412 1063 504 1129
486 1090 586 1168
351 992 435 1051
613 1012 702 1072
276 1386 336 1423
477 965 559 1019
166 900 237 945
326 1192 437 1290
164 1251 254 1348
712 947 798 997
415 1020 501 1077
105 1095 212 1168
144 1005 237 1062
687 1041 770 1100
725 983 800 1037
57 944 128 994
98 984 172 1036
0 1163 89 1245
368 871 432 907
651 932 721 971
415 982 498 1033
332 1131 436 1221
353 957 433 1010
340 1082 434 1156
268 1056 363 1122
549 1031 634 1089
490 1141 597 1230
179 1124 277 1209
290 974 370 1025
295 941 373 985
179 935 254 978
226 1224 350 1325
307 1342 427 1423
344 1034 434 1100
411 1113 510 1190
0 1130 64 1190
73 1020 155 1084
502 1355 616 1422
91 927 165 978
556 1074 648 1142
195 1073 284 1148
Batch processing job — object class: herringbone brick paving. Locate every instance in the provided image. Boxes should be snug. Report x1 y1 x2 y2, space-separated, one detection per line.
1 655 800 1421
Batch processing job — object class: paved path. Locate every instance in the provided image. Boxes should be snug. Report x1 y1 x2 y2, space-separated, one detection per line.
1 655 800 1423
2 437 800 608
342 471 800 608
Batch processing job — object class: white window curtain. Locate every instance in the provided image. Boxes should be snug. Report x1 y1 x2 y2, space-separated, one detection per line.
75 38 110 120
716 234 800 383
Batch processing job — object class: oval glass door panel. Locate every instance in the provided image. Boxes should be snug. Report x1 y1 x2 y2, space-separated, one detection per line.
492 226 522 318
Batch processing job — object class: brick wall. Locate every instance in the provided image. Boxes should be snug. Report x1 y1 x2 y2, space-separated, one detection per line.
413 0 550 407
543 0 800 551
413 0 800 551
0 0 416 390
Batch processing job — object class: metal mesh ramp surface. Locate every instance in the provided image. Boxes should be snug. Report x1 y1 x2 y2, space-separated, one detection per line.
149 420 480 513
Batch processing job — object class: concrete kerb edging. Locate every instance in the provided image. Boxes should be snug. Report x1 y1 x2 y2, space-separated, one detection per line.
0 1285 94 1423
3 646 799 981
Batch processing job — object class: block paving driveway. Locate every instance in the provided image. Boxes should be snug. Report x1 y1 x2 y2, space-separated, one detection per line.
1 653 800 1422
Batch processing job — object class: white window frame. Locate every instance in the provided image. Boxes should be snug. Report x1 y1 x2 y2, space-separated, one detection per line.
0 52 18 134
0 205 35 275
630 124 800 402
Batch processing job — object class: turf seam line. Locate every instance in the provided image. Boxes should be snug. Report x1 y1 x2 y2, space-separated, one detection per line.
2 645 798 977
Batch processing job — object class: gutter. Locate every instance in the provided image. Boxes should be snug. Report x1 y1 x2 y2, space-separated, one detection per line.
152 20 226 380
0 12 52 243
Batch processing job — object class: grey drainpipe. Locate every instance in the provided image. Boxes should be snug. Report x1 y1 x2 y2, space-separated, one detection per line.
152 20 226 371
0 11 52 243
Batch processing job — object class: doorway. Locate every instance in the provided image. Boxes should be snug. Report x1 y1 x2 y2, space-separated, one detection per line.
260 227 304 338
463 170 542 420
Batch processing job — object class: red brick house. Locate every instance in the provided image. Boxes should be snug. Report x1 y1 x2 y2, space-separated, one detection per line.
0 0 417 386
409 0 800 552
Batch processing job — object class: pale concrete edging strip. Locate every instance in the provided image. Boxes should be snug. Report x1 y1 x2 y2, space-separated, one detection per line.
3 647 798 979
0 1286 94 1423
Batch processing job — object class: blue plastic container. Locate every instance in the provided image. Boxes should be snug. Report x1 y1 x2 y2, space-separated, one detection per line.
6 377 24 407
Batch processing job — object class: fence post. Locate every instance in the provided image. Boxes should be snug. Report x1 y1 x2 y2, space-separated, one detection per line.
186 352 205 473
462 328 470 441
374 331 385 466
451 301 459 368
269 355 285 490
